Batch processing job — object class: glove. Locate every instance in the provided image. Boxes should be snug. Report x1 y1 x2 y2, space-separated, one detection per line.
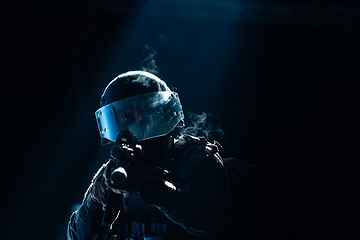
104 144 149 195
85 163 109 206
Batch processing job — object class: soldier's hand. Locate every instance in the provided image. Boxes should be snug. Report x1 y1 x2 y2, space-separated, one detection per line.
86 163 109 205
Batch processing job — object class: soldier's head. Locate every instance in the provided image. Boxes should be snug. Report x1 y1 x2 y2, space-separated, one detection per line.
95 71 184 150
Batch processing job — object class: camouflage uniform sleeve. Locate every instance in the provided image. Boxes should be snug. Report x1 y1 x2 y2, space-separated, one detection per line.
67 194 109 240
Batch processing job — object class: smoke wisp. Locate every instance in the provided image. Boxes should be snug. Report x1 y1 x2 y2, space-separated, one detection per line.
141 44 160 75
180 112 226 142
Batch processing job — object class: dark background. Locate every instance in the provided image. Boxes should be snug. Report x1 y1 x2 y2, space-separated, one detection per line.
1 0 359 239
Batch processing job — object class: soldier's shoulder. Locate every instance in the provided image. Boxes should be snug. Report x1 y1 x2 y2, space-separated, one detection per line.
174 134 221 157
